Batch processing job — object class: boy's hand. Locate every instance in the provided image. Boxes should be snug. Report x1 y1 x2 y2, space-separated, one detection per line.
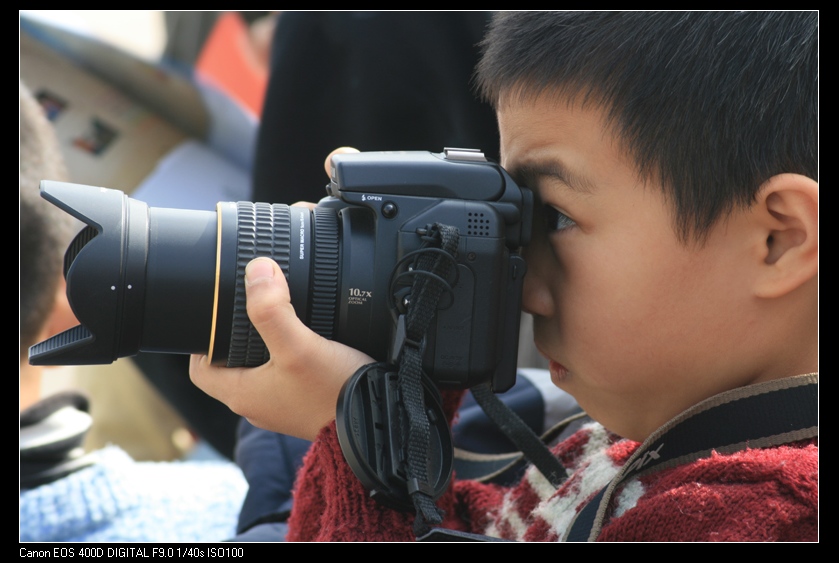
189 255 374 441
191 147 367 440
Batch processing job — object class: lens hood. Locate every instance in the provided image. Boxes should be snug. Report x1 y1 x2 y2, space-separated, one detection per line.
29 181 218 365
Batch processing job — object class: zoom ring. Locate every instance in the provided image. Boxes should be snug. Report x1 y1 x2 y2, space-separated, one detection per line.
309 207 339 339
228 202 291 367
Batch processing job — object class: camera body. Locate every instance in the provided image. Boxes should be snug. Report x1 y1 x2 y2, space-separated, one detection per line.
30 149 532 392
313 148 532 390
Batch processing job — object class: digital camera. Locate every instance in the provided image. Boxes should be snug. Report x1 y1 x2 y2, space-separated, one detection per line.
29 148 533 392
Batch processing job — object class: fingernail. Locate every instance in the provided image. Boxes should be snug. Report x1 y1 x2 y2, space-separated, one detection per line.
245 258 274 286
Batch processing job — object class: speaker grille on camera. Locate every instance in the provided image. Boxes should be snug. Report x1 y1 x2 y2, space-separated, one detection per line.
466 212 491 236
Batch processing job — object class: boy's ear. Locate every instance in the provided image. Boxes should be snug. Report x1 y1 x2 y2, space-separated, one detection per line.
752 173 818 298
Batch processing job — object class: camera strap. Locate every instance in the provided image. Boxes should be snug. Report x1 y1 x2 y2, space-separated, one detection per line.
337 223 462 536
419 373 817 542
389 224 572 533
451 410 589 485
467 383 568 488
564 373 818 541
394 223 461 534
339 222 577 538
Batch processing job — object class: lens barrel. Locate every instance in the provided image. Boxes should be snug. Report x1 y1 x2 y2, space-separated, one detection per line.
218 202 341 368
28 182 341 368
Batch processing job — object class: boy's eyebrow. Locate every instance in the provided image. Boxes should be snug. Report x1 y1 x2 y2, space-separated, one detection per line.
509 161 595 195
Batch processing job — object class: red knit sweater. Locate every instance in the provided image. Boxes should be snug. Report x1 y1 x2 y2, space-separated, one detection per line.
287 395 818 542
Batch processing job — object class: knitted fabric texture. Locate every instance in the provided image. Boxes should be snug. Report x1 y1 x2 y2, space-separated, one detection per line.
287 411 818 542
20 446 248 542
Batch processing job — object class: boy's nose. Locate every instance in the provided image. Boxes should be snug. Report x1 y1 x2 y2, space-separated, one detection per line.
521 247 555 318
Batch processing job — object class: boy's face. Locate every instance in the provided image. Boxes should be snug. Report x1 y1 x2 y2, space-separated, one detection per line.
499 95 759 442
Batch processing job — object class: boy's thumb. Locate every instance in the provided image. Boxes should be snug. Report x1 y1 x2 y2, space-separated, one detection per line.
243 257 293 340
243 256 325 361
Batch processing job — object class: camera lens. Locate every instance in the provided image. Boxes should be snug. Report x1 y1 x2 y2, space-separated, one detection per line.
28 182 347 368
219 202 341 367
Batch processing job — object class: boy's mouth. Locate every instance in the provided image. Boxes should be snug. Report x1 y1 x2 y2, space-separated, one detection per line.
534 342 571 384
549 360 570 384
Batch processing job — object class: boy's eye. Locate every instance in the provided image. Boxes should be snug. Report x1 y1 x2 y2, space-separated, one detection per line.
544 204 576 232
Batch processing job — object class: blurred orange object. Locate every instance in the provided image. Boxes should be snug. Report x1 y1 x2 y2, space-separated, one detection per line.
195 12 268 117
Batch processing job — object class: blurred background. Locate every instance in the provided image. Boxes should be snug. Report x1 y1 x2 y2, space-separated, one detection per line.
22 11 221 463
21 11 167 60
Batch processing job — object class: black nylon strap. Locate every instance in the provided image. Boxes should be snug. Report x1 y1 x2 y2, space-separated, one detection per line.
469 383 568 487
398 224 460 536
453 411 589 484
566 373 818 542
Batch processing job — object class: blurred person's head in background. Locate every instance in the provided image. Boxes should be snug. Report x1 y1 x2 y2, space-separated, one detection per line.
20 80 79 409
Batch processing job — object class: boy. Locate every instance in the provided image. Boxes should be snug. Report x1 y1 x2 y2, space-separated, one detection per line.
190 12 817 541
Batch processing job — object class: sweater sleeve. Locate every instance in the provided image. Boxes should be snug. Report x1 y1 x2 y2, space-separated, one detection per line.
286 389 477 541
285 421 416 541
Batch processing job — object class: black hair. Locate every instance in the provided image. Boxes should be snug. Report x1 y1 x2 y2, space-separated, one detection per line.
20 81 74 354
476 11 818 242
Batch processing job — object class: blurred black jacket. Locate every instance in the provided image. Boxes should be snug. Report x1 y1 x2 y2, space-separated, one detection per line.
252 11 499 204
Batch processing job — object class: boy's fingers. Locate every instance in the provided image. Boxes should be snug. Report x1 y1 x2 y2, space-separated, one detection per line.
291 201 317 210
192 255 375 439
323 146 360 177
243 257 364 371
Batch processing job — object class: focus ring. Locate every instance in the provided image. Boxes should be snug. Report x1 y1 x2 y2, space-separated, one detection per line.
228 202 291 367
309 207 339 339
